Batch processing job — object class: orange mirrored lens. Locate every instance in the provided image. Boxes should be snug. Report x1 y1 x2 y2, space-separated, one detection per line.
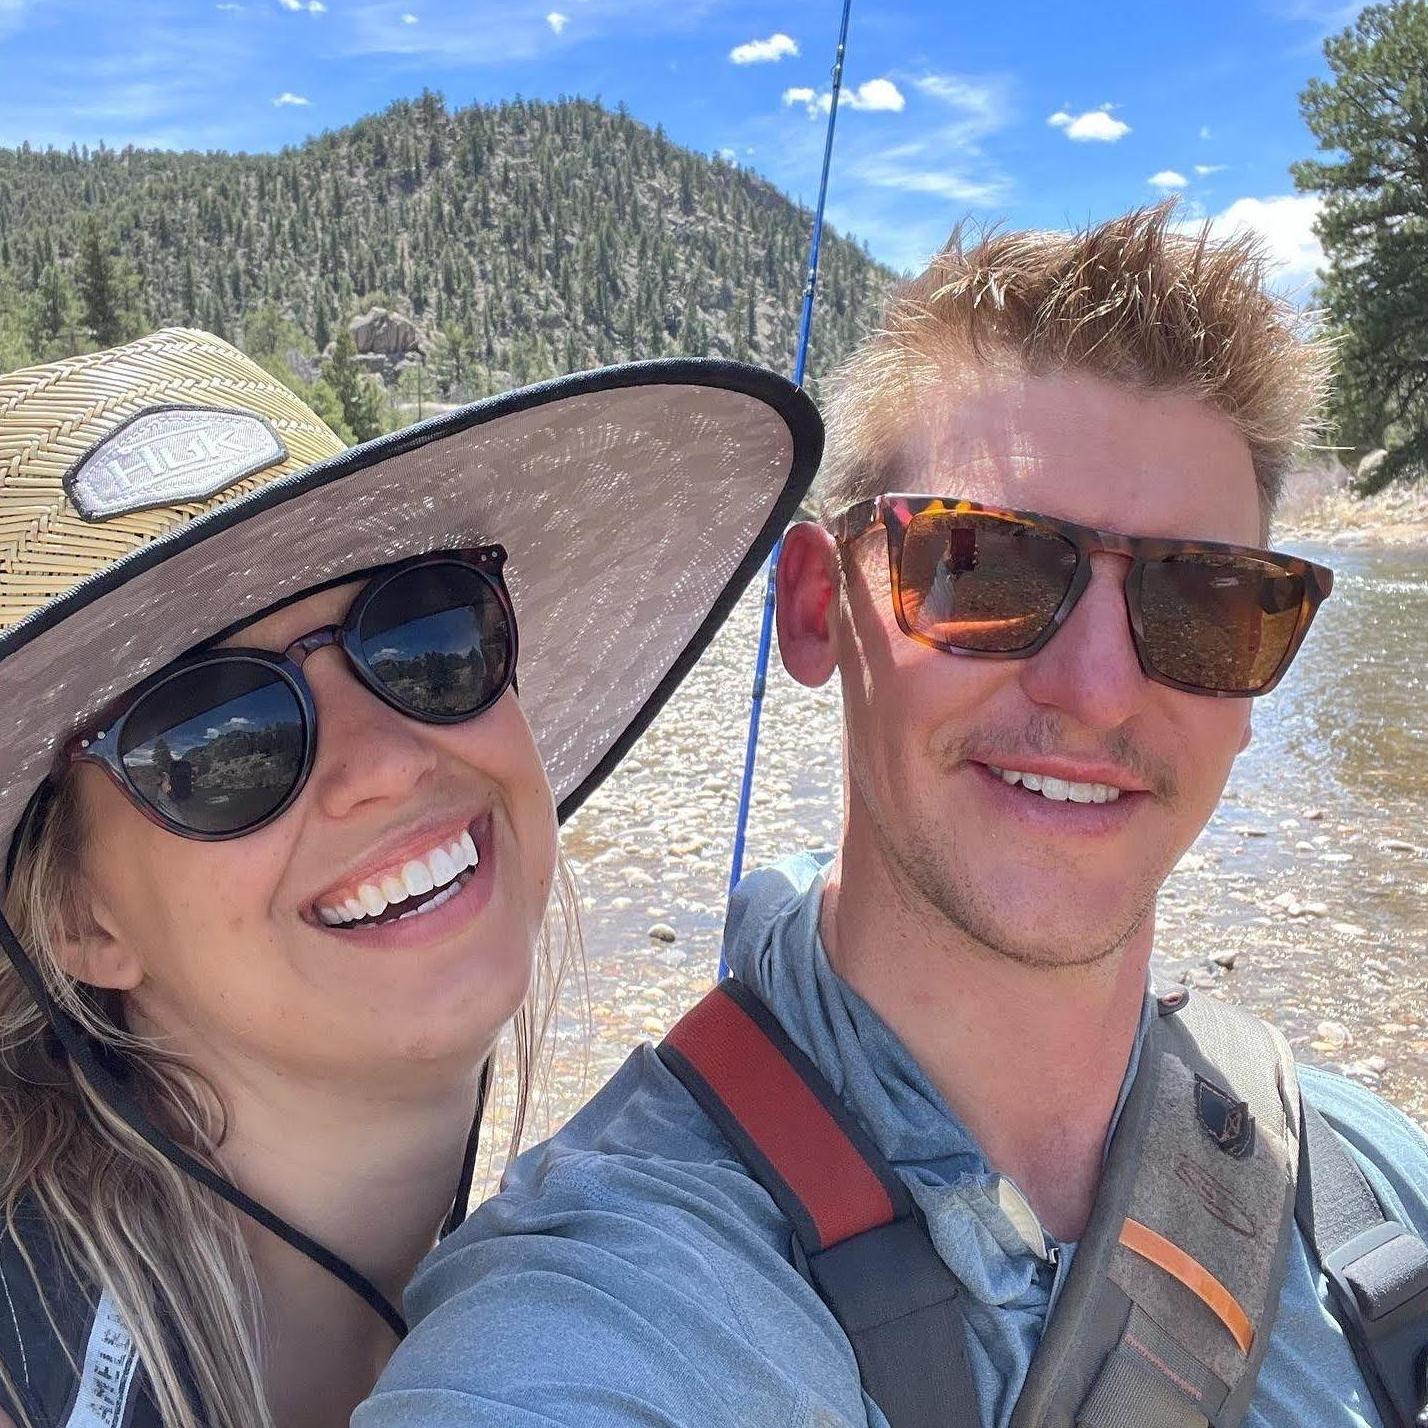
899 510 1078 652
1137 554 1304 693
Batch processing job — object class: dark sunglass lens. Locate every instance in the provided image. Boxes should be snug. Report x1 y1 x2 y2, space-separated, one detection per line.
118 662 307 834
900 510 1079 652
357 563 514 719
1138 555 1305 693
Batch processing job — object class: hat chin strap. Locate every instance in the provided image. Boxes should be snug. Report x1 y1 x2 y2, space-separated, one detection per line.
0 913 491 1341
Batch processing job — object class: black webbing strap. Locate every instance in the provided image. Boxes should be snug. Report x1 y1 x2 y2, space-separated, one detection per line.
659 979 979 1428
1296 1094 1428 1427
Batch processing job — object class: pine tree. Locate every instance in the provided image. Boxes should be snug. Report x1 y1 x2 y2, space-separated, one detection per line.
75 216 136 347
323 327 387 442
1294 0 1428 489
26 263 77 358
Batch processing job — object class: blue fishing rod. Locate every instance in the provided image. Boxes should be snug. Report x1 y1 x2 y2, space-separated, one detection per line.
721 0 852 979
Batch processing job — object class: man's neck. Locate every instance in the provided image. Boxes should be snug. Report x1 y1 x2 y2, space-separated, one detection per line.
819 847 1151 1243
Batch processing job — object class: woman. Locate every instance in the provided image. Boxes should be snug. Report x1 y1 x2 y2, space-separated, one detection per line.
0 328 820 1427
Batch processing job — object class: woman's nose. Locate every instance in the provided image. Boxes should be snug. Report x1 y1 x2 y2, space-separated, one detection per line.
302 649 439 821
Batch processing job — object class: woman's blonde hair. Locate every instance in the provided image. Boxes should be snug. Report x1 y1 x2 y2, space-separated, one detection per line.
0 773 579 1428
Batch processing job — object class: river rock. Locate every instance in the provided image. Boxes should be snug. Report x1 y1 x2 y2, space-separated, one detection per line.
1379 838 1420 853
1315 1020 1353 1049
1332 922 1366 938
1303 808 1325 821
648 922 678 943
1211 949 1239 969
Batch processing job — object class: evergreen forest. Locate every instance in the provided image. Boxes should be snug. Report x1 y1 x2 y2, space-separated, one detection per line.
0 92 894 441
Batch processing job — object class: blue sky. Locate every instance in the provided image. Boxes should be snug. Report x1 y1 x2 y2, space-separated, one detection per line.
0 0 1360 288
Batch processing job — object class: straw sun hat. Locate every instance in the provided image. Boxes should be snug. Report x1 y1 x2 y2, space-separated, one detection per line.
0 328 822 858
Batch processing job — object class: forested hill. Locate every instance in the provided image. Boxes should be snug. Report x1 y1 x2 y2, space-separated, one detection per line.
0 92 895 438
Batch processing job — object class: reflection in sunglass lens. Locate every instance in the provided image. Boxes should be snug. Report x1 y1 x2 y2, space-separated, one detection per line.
358 563 513 718
900 510 1079 652
1137 554 1304 694
119 662 307 834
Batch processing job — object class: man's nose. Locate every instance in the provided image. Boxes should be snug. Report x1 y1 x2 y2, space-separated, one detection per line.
303 649 439 820
1017 552 1148 731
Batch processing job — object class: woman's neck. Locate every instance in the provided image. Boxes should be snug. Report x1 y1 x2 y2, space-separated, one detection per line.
144 1015 487 1427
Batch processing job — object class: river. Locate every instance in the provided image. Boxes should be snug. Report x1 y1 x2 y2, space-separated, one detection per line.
487 541 1426 1168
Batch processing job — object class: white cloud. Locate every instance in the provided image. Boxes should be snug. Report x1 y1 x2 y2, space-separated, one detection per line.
846 78 905 112
1148 169 1189 190
1194 163 1227 177
1193 194 1326 293
1199 124 1213 140
717 146 736 160
850 155 1006 203
401 10 418 21
546 10 567 32
272 91 311 105
729 32 798 64
215 3 242 10
784 77 905 117
308 0 325 9
276 0 301 9
1047 106 1130 142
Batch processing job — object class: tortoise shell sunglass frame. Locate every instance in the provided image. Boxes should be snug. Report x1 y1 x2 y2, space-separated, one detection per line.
828 495 1335 698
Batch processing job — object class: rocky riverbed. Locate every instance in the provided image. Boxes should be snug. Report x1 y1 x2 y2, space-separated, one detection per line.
479 541 1426 1182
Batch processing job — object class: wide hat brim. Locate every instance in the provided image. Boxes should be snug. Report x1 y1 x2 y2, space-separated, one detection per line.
0 358 821 851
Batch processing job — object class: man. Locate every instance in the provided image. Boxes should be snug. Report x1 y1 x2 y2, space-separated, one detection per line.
358 208 1428 1428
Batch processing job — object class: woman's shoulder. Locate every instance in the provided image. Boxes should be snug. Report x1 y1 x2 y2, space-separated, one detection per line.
0 1200 154 1428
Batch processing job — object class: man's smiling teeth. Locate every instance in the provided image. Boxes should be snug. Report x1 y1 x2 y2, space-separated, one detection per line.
317 830 479 928
988 766 1124 804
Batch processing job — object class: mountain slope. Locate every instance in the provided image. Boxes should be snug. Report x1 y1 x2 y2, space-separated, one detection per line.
0 92 894 404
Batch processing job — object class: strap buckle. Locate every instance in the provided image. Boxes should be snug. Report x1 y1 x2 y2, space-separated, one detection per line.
1323 1221 1428 1426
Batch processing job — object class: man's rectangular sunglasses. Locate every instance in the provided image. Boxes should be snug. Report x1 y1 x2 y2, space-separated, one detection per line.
62 547 518 840
830 497 1334 698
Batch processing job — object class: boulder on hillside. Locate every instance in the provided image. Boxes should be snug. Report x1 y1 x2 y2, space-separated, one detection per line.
349 308 426 359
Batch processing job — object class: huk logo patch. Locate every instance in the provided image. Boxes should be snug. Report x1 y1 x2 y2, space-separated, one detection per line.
1194 1074 1256 1159
65 405 288 522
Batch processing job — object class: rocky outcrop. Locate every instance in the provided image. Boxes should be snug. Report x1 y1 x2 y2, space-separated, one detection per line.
349 307 425 358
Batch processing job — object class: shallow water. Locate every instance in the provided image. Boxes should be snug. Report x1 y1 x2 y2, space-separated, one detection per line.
515 542 1426 1153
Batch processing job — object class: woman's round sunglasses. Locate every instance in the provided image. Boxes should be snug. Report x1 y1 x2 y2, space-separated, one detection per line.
61 547 517 840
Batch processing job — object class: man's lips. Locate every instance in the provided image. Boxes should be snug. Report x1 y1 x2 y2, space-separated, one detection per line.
968 754 1150 793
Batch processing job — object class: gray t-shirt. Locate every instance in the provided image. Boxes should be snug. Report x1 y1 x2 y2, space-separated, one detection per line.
357 853 1428 1428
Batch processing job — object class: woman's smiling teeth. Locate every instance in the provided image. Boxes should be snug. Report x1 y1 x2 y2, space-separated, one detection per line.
316 829 480 929
988 765 1124 804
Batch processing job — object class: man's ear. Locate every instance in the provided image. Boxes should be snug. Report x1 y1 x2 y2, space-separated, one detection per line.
776 521 841 689
53 894 142 994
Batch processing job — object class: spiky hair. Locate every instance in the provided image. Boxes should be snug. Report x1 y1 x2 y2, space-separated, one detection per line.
815 204 1332 529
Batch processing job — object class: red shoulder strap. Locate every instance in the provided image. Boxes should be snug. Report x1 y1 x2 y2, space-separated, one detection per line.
657 978 980 1428
657 977 909 1253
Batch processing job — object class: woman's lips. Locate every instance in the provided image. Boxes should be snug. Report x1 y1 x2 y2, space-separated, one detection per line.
309 814 497 945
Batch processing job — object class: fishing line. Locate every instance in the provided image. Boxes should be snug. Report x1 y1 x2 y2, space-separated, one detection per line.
723 0 853 977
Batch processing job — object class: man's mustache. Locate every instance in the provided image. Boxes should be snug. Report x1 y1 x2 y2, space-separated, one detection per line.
948 709 1180 802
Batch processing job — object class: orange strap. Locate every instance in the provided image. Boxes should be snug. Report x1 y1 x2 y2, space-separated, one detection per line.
1119 1218 1256 1356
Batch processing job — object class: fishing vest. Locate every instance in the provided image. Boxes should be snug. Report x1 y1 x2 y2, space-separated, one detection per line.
0 1201 166 1428
658 979 1428 1428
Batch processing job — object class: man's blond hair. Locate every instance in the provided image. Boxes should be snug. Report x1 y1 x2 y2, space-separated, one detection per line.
816 204 1331 529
